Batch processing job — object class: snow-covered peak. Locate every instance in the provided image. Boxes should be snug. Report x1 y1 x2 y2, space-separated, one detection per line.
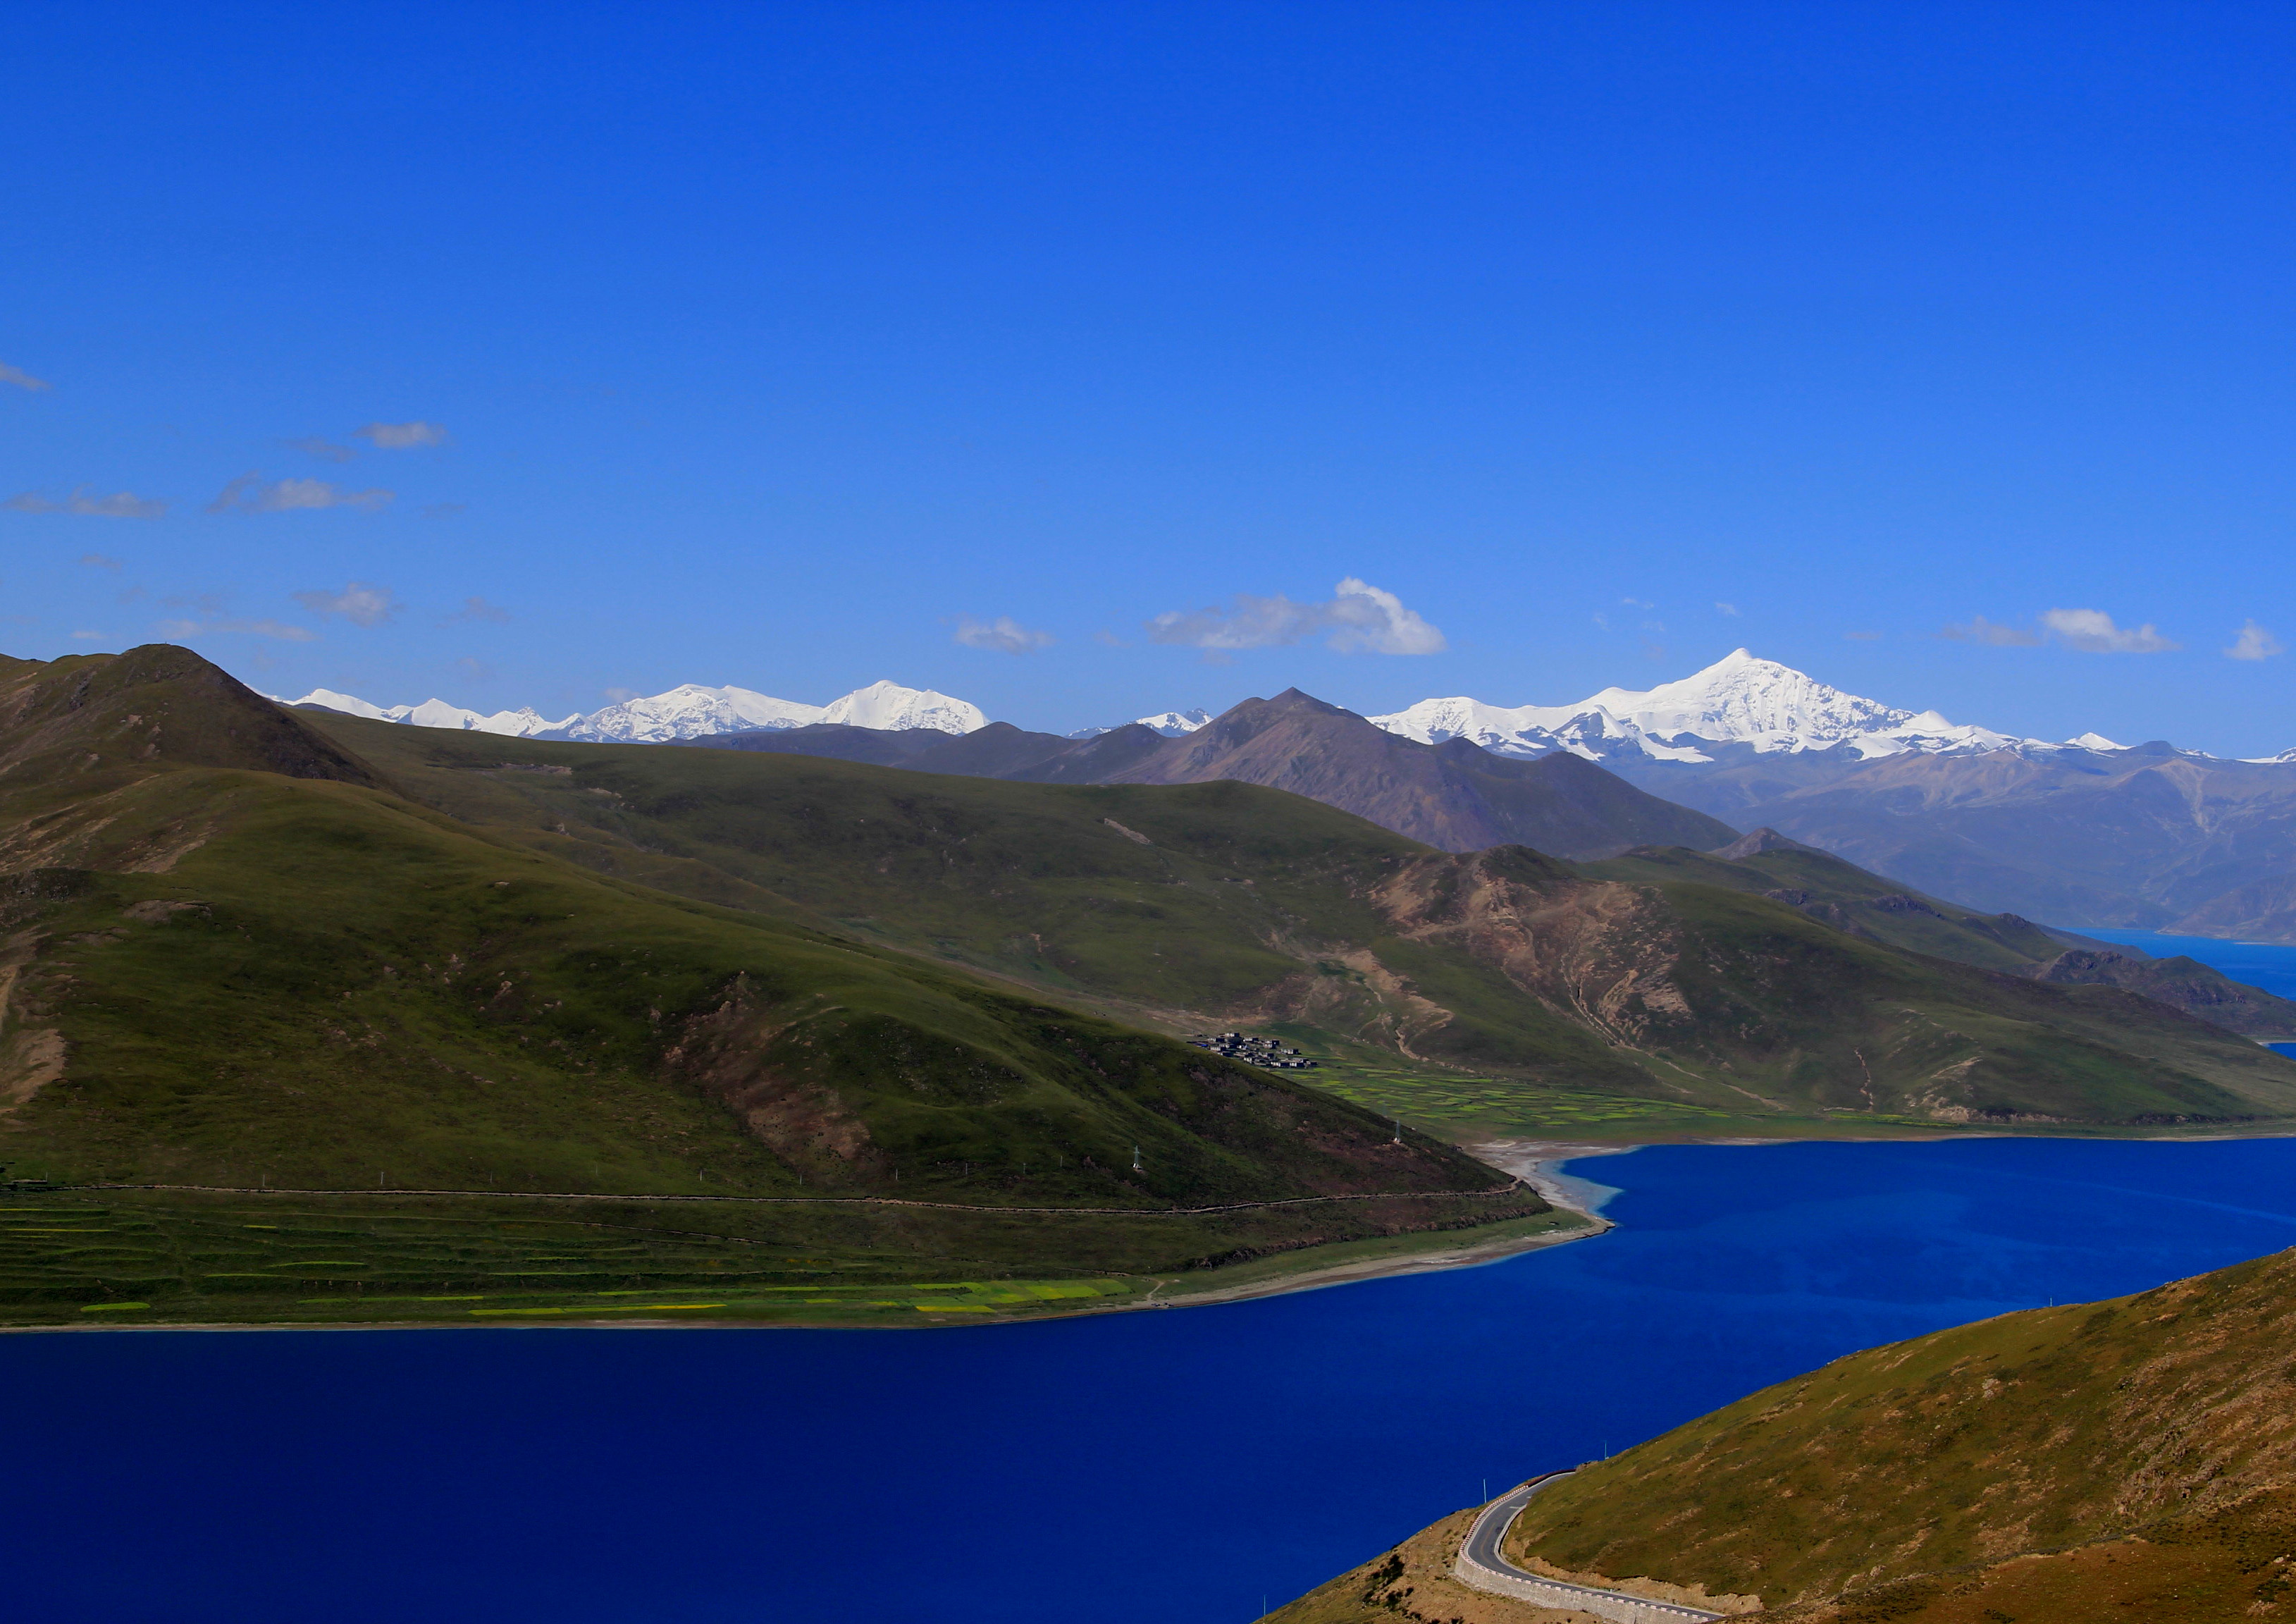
820 680 986 735
1070 707 1212 739
1370 649 2023 763
2066 732 2127 752
295 688 400 721
288 689 575 737
2241 746 2296 765
552 684 826 743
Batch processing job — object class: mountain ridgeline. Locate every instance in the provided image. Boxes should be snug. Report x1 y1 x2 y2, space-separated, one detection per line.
0 647 1537 1324
676 687 1741 860
284 672 2296 1131
12 643 2296 1227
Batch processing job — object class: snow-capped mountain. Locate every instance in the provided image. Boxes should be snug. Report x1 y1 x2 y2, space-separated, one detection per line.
1068 707 1214 740
292 689 577 737
287 679 987 743
1369 649 2025 764
550 684 826 744
817 680 986 735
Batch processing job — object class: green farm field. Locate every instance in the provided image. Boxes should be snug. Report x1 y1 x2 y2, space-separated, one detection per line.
0 1186 1568 1329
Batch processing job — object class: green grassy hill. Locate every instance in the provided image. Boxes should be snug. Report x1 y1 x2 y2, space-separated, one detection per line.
1271 1247 2296 1623
0 648 1539 1325
307 706 2296 1131
8 645 2296 1331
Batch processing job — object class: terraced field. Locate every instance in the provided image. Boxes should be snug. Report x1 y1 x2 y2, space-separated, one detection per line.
1262 1026 1747 1136
0 1184 1575 1328
0 1195 1149 1327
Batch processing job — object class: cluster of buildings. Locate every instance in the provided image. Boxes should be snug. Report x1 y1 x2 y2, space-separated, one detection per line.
1185 1033 1319 1070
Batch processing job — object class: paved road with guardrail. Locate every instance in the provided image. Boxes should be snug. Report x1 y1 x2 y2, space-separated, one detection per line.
1455 1471 1725 1623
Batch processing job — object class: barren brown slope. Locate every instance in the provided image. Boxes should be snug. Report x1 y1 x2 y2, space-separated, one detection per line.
1101 689 1739 859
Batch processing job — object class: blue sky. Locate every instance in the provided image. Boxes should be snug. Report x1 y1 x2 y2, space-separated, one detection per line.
4 2 2292 749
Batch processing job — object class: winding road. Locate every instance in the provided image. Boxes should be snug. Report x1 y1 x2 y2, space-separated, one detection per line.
1455 1471 1725 1623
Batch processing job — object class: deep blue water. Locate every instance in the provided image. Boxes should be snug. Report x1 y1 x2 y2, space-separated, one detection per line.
12 1137 2296 1621
9 930 2296 1623
2071 925 2296 999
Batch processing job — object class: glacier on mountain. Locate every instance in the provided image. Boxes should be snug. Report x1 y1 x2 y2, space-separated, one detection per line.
817 679 986 735
549 684 827 743
292 689 577 737
1068 708 1214 739
288 679 986 742
1369 648 2024 763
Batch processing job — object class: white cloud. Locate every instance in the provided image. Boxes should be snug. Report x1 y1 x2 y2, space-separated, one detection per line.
1939 615 2043 646
208 472 393 514
354 421 448 449
0 362 51 392
6 487 166 519
1844 630 1882 641
70 630 104 641
1147 577 1446 656
603 686 638 702
953 615 1054 653
80 553 123 569
2226 620 2285 662
157 615 317 643
419 502 467 520
291 582 399 626
445 596 512 624
1715 601 1739 616
1621 596 1655 609
2039 607 2180 654
286 436 357 464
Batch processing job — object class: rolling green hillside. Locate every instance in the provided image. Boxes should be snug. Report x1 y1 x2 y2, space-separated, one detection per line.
1584 835 2296 1037
0 648 1540 1324
9 638 2296 1335
307 706 2296 1131
1271 1248 2296 1623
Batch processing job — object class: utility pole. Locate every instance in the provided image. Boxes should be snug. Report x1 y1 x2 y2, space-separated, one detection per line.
1131 1145 1143 1173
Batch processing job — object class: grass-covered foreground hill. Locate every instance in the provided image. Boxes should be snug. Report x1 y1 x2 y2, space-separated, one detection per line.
1272 1246 2296 1623
305 701 2296 1131
0 647 1545 1326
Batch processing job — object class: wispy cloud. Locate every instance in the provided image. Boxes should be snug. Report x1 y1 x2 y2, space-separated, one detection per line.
953 615 1054 653
292 582 398 627
1940 608 2181 653
157 615 317 643
209 472 393 514
1147 577 1446 656
445 596 512 624
285 436 357 464
70 630 105 641
1715 601 1739 616
1844 630 1882 641
419 502 467 520
1939 615 2044 647
2039 608 2180 653
80 553 122 569
2226 620 2285 662
6 486 166 519
354 421 448 449
455 656 494 682
0 362 51 392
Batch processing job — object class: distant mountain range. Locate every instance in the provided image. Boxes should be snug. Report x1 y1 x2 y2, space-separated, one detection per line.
290 678 987 741
678 688 1739 861
290 650 2296 937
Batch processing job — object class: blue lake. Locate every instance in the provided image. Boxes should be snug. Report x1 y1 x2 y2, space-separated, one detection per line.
8 932 2296 1622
